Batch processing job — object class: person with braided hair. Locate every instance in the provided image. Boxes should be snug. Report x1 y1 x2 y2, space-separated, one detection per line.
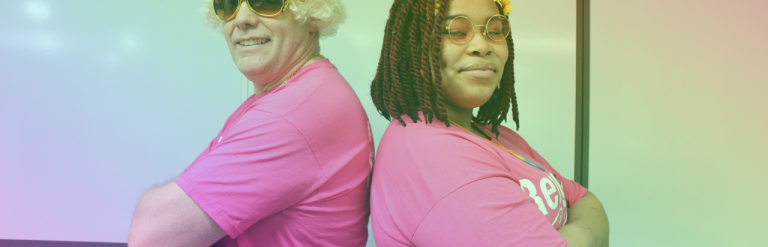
369 0 609 246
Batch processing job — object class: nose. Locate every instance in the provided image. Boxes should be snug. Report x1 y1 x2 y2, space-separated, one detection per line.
467 26 492 56
232 1 259 29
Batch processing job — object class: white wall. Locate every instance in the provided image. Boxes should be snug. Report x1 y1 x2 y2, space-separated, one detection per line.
0 0 242 243
590 1 768 246
0 0 577 244
505 0 577 179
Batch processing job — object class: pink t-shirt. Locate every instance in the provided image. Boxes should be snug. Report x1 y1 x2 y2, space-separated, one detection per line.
370 113 587 246
176 59 374 246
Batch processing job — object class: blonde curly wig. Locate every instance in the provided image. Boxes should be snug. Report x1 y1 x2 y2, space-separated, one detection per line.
202 0 346 39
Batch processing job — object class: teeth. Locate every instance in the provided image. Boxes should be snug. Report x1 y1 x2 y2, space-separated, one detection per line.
239 38 270 46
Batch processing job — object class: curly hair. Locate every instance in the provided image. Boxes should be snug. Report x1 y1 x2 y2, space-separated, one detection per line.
370 0 519 135
201 0 346 39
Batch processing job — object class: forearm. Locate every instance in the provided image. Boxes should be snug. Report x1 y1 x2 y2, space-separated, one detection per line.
128 182 225 247
129 184 181 246
557 191 609 247
129 185 165 245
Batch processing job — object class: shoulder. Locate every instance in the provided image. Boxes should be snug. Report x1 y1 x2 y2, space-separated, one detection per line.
494 124 526 142
280 60 362 119
215 111 313 157
250 59 366 127
233 109 294 131
376 116 511 198
378 118 470 164
285 59 350 101
491 124 538 155
251 60 370 162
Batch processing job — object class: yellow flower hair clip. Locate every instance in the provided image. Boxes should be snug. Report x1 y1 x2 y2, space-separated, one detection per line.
426 1 441 19
495 0 513 16
428 0 512 19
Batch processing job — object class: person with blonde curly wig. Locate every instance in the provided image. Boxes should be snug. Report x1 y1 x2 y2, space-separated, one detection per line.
128 0 373 246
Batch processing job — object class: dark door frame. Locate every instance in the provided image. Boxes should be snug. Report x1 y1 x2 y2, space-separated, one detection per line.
575 0 591 188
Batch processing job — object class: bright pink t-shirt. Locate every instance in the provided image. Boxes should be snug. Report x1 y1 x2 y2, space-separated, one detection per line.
370 113 587 246
176 59 374 246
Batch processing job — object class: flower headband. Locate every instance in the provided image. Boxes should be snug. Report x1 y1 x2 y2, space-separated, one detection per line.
494 0 513 16
429 0 513 19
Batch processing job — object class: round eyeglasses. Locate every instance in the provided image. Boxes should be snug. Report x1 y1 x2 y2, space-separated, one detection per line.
442 15 511 44
213 0 293 21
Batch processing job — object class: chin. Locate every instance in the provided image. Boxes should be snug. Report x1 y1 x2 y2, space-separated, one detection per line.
458 96 493 109
236 60 268 75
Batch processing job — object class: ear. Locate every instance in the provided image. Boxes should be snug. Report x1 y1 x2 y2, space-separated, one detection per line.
308 22 319 34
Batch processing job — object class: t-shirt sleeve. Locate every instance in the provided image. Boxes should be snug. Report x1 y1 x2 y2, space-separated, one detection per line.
555 174 587 207
411 177 569 247
526 147 588 206
175 110 325 238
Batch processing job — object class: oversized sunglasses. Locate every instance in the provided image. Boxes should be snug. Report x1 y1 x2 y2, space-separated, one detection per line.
442 15 511 44
213 0 294 21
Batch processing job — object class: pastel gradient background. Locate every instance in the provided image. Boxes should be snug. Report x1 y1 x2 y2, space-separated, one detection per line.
1 0 765 246
0 0 243 243
590 1 768 246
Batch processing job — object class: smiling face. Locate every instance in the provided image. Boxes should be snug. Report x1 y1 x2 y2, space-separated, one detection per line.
439 0 509 110
222 1 318 86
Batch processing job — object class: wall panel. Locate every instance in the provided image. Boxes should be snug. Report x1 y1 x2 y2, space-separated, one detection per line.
590 1 768 246
506 0 577 179
0 0 242 243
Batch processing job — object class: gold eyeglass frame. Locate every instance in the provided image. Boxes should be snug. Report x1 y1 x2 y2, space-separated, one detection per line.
214 0 294 21
443 15 511 44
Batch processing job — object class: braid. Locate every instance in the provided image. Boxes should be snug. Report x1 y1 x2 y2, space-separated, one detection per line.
372 4 397 121
499 3 519 132
381 10 398 124
371 34 388 120
431 0 449 125
419 0 435 122
507 34 520 131
393 0 419 122
401 3 421 122
388 0 409 125
409 1 425 123
371 5 393 120
472 3 520 135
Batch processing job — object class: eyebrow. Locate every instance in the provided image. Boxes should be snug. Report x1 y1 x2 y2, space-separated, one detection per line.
443 14 497 22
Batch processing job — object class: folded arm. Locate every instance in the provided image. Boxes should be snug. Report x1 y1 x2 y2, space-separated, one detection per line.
128 182 226 247
557 190 609 247
411 177 571 246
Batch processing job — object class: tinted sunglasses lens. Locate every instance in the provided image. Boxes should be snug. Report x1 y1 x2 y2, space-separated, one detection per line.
487 16 510 41
250 0 284 16
214 0 240 20
449 17 472 43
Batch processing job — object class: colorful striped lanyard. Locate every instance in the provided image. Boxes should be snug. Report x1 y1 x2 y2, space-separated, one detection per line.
448 120 546 172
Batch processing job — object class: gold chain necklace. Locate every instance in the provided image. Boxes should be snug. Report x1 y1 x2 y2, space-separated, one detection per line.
265 52 322 92
448 120 546 171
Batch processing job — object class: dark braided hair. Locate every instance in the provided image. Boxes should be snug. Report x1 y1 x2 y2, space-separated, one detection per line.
371 0 520 135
